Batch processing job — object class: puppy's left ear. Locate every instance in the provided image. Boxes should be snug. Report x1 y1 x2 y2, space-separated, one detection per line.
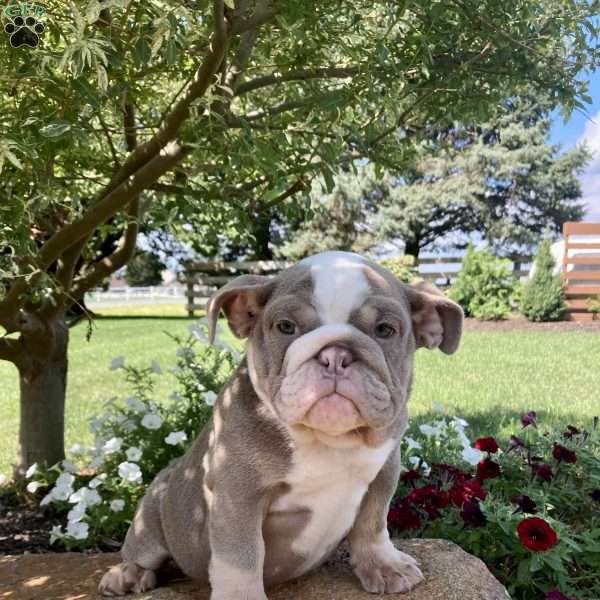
405 282 463 354
206 275 276 344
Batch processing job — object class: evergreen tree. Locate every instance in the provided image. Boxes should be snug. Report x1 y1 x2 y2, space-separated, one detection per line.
125 253 166 287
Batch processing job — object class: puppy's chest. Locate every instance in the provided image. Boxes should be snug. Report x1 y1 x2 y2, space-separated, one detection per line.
268 440 394 564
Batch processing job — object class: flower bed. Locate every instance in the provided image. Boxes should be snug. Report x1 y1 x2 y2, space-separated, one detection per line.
391 410 600 600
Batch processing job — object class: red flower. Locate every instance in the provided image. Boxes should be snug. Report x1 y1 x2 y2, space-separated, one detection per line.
450 480 487 508
563 425 581 439
517 517 558 551
400 469 421 486
406 485 448 520
474 437 499 454
552 443 577 464
521 411 537 428
510 494 538 514
388 505 421 530
531 462 553 482
460 499 486 528
433 463 468 482
546 591 580 600
476 458 501 480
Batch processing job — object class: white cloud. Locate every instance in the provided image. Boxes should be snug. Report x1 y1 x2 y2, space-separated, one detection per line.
577 111 600 222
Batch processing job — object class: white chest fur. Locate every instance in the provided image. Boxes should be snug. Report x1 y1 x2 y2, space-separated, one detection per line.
269 437 395 571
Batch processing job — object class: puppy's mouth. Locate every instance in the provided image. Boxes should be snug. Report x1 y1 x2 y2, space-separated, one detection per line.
300 392 367 436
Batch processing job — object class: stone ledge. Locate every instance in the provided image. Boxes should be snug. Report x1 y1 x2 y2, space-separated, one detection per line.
0 539 510 600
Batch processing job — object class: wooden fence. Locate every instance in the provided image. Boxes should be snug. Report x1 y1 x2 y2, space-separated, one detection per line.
183 255 532 317
562 222 600 321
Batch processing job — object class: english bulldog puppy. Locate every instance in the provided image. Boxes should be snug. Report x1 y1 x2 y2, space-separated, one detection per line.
99 251 463 599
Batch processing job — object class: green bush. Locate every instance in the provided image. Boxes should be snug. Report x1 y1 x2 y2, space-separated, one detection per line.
448 245 515 320
521 240 566 322
379 255 418 283
587 295 600 314
25 319 238 548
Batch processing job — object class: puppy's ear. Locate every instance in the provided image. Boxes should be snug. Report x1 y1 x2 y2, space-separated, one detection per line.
206 275 276 343
405 282 463 354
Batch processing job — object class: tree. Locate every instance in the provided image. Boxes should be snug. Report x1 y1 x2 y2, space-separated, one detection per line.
372 98 590 257
1 0 598 472
520 239 566 322
124 252 166 287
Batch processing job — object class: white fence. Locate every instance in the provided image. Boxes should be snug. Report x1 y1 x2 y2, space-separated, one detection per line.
86 286 185 306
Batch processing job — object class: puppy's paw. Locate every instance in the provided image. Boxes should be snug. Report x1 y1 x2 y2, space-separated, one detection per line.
98 561 157 596
351 540 424 594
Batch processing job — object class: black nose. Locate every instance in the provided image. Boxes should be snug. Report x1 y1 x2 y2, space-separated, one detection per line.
317 346 354 375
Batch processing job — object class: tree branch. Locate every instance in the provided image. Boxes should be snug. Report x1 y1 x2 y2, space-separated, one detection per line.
70 196 140 299
0 336 24 367
236 66 359 95
231 1 275 34
97 111 119 171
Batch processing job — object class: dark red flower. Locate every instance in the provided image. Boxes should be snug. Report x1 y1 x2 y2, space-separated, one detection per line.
450 480 487 507
388 505 421 530
433 463 468 482
521 411 538 428
476 458 501 480
461 499 486 528
563 425 581 439
517 517 558 551
545 591 580 600
553 443 577 464
590 489 600 502
474 437 499 454
531 462 553 482
400 469 421 486
509 435 525 449
510 494 538 514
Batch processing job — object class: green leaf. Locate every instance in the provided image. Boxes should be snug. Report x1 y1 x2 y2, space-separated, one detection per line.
39 122 72 138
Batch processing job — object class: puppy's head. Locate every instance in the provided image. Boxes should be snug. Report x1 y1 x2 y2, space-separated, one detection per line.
207 251 462 446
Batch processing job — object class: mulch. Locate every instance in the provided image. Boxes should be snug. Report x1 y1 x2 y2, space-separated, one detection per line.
463 317 600 333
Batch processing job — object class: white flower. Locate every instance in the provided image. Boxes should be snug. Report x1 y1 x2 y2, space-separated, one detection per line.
50 525 64 543
404 437 422 451
169 392 183 402
90 455 104 469
66 521 89 540
102 437 123 455
408 456 422 467
419 424 440 437
462 446 486 466
25 463 38 479
126 446 143 462
89 415 107 434
68 443 85 456
61 460 78 474
141 414 162 430
89 474 107 488
114 414 127 424
432 401 445 413
125 397 147 413
164 431 188 445
110 356 125 370
118 462 142 484
456 428 471 449
69 486 101 507
451 417 469 429
110 499 125 512
203 391 217 406
67 502 87 523
56 472 75 489
0 474 6 486
408 456 430 476
26 481 43 493
150 360 162 374
188 323 208 341
122 420 137 433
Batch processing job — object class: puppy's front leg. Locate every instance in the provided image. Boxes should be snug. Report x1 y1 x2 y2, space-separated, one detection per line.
208 486 269 600
348 444 424 594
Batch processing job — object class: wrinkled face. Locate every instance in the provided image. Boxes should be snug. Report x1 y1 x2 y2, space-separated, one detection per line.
208 252 463 446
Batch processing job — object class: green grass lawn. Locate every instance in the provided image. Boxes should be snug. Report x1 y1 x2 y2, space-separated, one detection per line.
1 305 599 474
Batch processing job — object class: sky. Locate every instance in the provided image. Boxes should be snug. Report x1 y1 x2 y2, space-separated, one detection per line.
549 69 600 222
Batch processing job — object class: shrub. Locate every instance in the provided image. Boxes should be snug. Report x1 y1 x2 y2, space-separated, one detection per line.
391 410 600 600
26 319 238 548
587 295 600 314
521 240 566 322
378 255 418 283
449 245 516 320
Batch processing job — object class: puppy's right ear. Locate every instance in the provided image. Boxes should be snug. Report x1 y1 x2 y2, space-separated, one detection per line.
206 275 276 344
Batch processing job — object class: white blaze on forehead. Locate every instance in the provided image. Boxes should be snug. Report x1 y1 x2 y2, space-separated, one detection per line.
301 251 370 324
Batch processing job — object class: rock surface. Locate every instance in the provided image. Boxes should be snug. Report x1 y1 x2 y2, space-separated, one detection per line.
0 539 510 600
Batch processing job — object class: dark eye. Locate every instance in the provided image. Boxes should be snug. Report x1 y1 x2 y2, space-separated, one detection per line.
375 322 396 339
276 319 296 335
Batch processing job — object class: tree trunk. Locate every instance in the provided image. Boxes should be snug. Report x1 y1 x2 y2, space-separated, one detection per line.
404 238 421 259
251 212 273 259
17 317 69 473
